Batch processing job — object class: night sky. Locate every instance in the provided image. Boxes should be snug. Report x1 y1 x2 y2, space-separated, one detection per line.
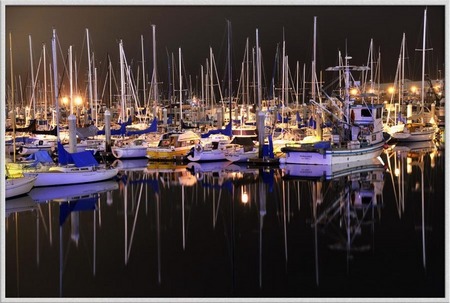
3 4 446 101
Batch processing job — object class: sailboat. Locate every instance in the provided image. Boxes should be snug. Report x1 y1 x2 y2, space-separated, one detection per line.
5 175 37 199
22 29 119 187
280 55 386 165
389 9 437 142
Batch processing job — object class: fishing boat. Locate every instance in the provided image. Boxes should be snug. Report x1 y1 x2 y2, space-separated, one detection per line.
5 175 37 199
146 130 200 161
280 56 386 165
224 136 259 163
111 138 149 159
23 143 119 187
186 134 231 162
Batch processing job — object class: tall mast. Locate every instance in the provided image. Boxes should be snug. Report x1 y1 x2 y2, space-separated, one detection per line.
9 32 16 162
141 34 146 104
312 16 317 101
179 47 182 123
227 20 232 124
421 8 427 108
86 28 94 122
256 29 262 108
43 43 47 122
29 35 36 120
119 40 126 122
51 29 60 140
69 45 73 115
152 24 158 106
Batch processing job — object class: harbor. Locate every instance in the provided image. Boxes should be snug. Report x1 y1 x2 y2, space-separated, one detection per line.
2 3 447 301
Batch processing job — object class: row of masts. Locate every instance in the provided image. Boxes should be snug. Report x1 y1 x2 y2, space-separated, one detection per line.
7 12 435 132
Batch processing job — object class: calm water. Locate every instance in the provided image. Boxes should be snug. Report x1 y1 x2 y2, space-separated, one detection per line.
4 141 446 299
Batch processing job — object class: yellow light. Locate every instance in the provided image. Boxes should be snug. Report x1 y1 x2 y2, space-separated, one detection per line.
387 87 395 95
62 97 68 105
241 190 249 204
75 96 83 106
394 168 400 177
410 86 418 94
350 88 358 96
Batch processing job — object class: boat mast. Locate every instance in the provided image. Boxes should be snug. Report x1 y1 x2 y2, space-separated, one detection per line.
86 28 94 124
43 43 47 122
179 47 182 124
141 34 146 106
119 40 126 123
9 32 16 162
152 24 158 111
51 29 60 141
29 35 36 121
227 20 232 125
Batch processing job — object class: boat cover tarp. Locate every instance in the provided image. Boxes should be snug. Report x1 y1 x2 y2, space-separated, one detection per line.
97 116 131 135
25 150 54 166
262 135 274 158
76 125 100 139
201 122 232 138
126 118 158 136
313 141 331 149
71 151 99 167
57 142 98 167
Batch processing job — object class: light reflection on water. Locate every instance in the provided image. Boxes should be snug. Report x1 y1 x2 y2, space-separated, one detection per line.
5 141 445 298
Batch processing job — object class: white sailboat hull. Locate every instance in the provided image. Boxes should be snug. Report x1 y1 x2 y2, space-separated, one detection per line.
112 146 148 159
280 142 385 165
24 166 119 187
5 176 37 199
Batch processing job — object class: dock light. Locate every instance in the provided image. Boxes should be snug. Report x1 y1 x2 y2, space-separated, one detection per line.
388 86 395 95
350 88 358 96
75 96 83 106
410 86 418 94
62 96 68 105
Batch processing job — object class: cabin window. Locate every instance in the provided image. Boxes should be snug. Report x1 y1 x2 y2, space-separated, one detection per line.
361 109 372 117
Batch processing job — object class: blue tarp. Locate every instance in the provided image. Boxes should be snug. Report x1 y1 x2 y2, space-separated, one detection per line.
25 150 54 166
200 122 232 138
57 142 72 165
71 151 99 167
313 141 331 149
125 118 158 136
57 142 99 167
97 116 131 135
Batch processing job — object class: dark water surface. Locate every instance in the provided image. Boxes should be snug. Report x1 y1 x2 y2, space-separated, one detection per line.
4 142 446 299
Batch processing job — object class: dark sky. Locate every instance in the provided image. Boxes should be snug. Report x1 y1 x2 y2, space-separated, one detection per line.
4 4 445 100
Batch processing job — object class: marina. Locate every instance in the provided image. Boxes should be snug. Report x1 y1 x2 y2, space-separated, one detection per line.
2 4 447 301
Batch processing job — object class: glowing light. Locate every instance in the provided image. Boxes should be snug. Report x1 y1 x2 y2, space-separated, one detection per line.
62 97 69 105
350 88 358 96
75 96 83 106
394 168 400 177
241 189 249 204
387 87 395 95
410 86 418 94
